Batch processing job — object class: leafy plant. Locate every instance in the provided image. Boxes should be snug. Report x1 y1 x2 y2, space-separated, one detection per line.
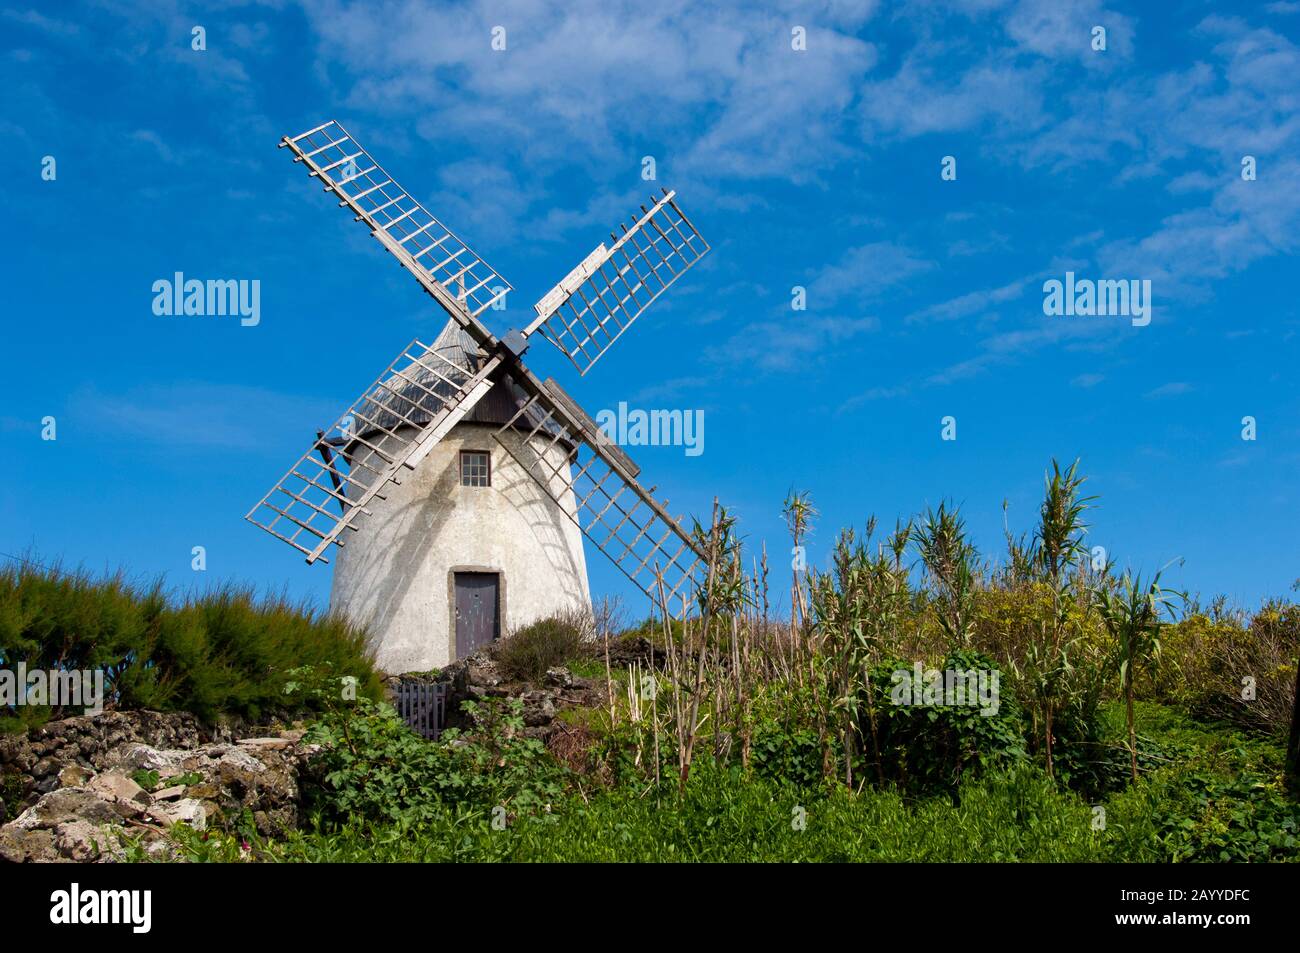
1096 570 1180 782
130 769 161 792
1019 458 1098 782
1146 769 1300 862
912 502 978 650
302 697 568 828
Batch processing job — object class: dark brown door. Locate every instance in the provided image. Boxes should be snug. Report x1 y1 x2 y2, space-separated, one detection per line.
454 572 499 659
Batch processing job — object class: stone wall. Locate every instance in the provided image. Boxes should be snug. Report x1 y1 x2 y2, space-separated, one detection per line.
418 649 606 740
0 710 314 863
0 711 235 816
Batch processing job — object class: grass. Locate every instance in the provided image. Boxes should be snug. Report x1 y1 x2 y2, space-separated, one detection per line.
180 761 1105 863
0 560 384 726
147 700 1298 864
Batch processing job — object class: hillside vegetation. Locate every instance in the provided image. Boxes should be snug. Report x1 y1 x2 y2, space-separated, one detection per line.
7 457 1300 862
0 561 382 730
191 459 1300 862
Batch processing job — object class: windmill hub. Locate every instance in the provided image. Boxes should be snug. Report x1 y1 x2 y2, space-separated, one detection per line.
499 328 529 358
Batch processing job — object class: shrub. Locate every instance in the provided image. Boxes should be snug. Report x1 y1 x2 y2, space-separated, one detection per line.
0 561 383 726
1106 766 1300 862
302 697 568 828
861 650 1027 796
494 609 593 682
748 717 827 790
1157 601 1297 736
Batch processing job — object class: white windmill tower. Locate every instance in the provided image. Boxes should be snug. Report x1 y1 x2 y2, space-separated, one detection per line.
246 120 712 674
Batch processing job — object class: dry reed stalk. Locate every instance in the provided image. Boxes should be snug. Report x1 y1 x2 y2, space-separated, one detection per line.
603 611 615 727
651 661 660 786
680 498 722 792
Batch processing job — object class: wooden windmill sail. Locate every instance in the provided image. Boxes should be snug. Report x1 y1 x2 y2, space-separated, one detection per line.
245 119 712 612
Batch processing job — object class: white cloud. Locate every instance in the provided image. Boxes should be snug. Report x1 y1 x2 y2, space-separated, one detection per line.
707 314 879 371
808 241 933 305
303 0 878 183
1004 0 1135 61
906 279 1028 324
861 59 1047 138
1145 382 1194 398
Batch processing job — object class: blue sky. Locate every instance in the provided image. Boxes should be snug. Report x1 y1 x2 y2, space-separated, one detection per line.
2 0 1297 618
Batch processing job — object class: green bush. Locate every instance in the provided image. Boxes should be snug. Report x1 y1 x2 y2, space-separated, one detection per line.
302 697 568 828
0 562 382 726
863 649 1027 795
1157 602 1298 737
142 698 1300 863
748 718 827 790
494 611 592 682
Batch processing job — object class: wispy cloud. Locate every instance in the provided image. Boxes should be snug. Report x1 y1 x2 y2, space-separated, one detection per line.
75 383 340 454
906 279 1028 325
305 0 880 186
1145 382 1194 399
809 242 934 305
709 315 880 372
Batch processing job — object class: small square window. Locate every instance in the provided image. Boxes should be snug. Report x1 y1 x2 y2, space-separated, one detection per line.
460 450 491 487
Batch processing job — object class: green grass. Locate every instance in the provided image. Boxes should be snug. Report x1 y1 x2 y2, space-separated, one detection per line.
0 561 383 725
144 702 1294 864
185 761 1105 863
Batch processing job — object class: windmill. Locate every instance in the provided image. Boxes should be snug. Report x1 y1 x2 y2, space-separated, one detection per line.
245 120 713 672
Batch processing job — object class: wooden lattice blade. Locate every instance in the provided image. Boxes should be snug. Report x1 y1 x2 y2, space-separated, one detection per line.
281 119 511 331
490 376 704 605
246 339 501 563
525 189 709 376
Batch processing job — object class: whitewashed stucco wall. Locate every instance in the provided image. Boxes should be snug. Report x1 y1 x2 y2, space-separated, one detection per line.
329 421 591 673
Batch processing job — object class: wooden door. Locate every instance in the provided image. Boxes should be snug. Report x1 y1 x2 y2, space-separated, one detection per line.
454 572 499 659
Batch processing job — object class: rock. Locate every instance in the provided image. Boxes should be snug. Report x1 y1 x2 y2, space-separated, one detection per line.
183 782 220 800
433 648 607 741
18 788 121 828
606 635 668 669
53 819 120 862
0 713 315 860
0 710 228 815
87 772 151 807
58 764 94 788
148 798 206 830
521 691 557 727
466 656 503 687
544 667 574 690
0 826 57 863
